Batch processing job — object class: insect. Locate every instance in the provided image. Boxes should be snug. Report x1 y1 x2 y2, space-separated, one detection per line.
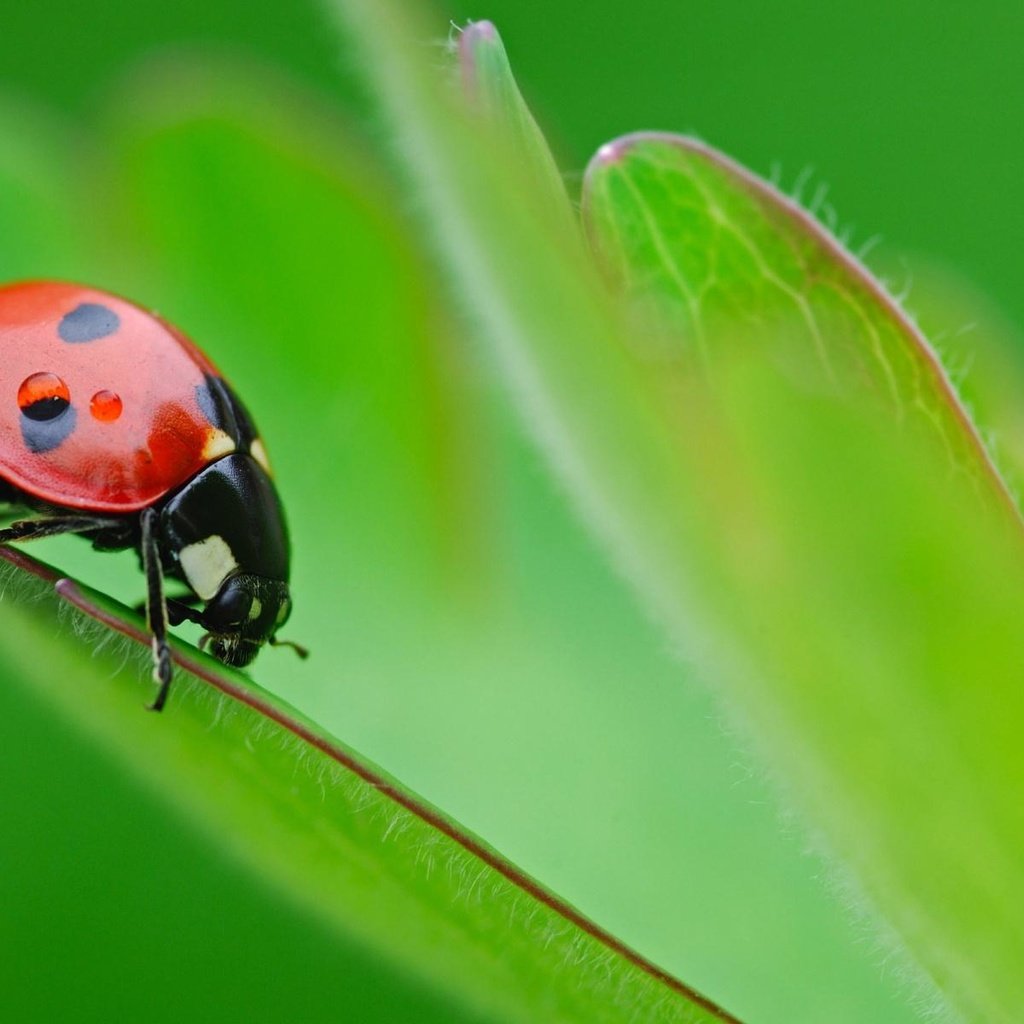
0 280 304 710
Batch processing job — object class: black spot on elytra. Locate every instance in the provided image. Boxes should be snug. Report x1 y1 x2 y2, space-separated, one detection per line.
21 403 76 453
59 303 120 343
195 375 257 447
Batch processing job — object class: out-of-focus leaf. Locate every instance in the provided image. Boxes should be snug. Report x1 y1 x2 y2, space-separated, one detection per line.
0 101 87 280
548 73 1024 1024
581 133 1024 1020
327 5 1024 1021
460 21 568 211
99 60 478 603
659 359 1024 1024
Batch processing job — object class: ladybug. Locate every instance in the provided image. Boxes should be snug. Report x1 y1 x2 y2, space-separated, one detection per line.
0 281 304 710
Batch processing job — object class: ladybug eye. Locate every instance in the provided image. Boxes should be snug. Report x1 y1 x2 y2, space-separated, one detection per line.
221 590 250 621
208 584 253 629
18 372 71 422
90 389 123 423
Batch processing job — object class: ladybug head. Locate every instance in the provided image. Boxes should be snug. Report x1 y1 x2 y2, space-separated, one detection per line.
202 573 292 668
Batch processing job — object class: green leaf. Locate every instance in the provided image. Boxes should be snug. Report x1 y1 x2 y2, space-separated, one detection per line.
326 6 1024 1022
459 21 568 213
554 78 1024 1024
1 547 741 1024
582 133 1018 521
653 362 1024 1024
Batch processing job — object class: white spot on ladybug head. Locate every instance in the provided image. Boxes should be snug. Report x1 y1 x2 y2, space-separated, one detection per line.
248 597 263 621
202 428 235 462
179 535 238 600
250 438 271 474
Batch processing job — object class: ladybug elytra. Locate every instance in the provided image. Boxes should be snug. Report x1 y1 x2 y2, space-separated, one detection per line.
0 281 304 710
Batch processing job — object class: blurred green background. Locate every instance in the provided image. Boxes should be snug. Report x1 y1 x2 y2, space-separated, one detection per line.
1 2 1020 1023
7 0 1024 324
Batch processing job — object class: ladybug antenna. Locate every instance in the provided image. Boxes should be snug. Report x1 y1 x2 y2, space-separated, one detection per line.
270 636 310 660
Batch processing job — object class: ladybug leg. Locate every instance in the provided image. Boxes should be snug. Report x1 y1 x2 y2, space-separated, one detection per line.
0 479 21 506
131 591 201 620
166 597 205 627
0 515 121 544
140 508 173 713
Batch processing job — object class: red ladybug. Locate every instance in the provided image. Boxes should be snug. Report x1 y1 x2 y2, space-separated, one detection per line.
0 281 303 710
